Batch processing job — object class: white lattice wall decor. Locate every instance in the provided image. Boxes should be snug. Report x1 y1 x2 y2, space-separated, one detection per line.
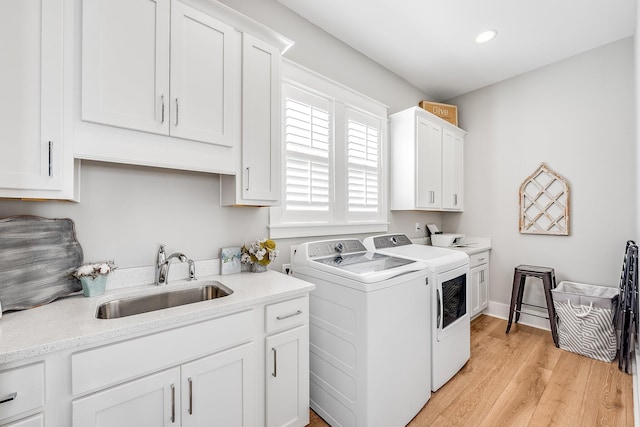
519 163 570 235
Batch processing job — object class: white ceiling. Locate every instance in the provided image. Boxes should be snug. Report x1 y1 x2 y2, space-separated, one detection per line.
278 0 637 100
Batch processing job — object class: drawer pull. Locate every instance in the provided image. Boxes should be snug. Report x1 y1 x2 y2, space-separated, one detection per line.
0 392 17 404
276 310 302 321
478 258 486 262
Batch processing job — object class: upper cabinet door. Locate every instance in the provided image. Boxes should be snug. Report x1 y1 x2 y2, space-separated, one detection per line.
415 117 442 209
442 129 464 210
241 33 281 202
81 0 170 134
0 0 64 192
170 2 239 146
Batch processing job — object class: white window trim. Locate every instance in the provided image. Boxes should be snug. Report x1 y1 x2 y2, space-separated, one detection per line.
269 59 389 239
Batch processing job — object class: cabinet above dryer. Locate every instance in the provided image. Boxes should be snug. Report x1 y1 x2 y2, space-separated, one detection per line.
389 106 466 211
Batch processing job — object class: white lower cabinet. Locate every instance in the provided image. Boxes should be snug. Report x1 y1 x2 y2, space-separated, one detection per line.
0 362 45 426
266 325 309 427
72 368 180 427
470 251 490 317
181 343 256 426
2 414 44 427
264 296 310 427
0 293 310 427
72 342 255 427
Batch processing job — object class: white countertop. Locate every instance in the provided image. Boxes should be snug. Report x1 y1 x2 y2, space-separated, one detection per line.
0 271 314 365
446 237 492 255
410 236 492 255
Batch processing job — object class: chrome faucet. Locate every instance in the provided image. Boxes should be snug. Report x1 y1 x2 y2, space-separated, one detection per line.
155 244 188 286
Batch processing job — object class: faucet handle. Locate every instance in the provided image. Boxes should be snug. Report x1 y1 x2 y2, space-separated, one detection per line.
157 244 167 266
188 259 197 281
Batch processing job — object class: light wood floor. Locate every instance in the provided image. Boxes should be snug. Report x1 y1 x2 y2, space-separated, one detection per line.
308 315 634 426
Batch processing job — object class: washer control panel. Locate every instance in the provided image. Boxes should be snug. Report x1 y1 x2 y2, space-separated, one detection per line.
307 239 365 259
370 234 413 249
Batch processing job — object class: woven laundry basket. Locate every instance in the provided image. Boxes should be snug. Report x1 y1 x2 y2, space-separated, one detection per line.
551 281 619 362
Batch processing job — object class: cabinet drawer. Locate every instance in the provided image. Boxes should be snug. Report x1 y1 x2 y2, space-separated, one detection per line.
265 296 308 334
3 413 44 427
469 251 489 268
0 363 44 423
72 310 254 396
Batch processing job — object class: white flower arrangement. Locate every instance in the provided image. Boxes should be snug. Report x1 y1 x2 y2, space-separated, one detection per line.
71 261 117 279
241 239 279 266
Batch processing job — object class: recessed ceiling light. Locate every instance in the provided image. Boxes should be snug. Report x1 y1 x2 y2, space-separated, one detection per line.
475 30 497 44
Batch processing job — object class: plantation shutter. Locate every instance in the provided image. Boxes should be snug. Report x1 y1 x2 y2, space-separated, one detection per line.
346 109 381 218
282 85 332 222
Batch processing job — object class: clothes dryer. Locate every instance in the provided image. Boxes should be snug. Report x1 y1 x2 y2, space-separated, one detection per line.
363 233 470 391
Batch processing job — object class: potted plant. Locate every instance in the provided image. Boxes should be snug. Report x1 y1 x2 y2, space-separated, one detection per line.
71 261 117 297
241 239 278 273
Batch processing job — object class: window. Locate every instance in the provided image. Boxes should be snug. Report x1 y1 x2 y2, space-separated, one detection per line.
269 60 388 239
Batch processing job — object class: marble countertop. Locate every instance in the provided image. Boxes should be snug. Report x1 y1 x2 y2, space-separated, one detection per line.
0 271 314 365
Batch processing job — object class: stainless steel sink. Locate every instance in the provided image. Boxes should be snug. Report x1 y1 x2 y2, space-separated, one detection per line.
96 282 233 319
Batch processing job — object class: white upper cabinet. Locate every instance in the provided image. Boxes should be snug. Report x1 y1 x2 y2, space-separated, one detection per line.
0 0 77 200
76 0 291 178
220 33 282 206
416 118 442 209
442 129 464 210
81 0 171 136
169 2 237 146
81 0 237 147
390 106 466 212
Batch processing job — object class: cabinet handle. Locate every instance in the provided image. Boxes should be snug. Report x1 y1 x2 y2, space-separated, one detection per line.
188 377 193 415
246 167 250 191
175 98 179 126
454 193 458 206
48 141 53 177
276 310 302 320
0 392 17 405
272 347 277 377
170 384 176 423
478 258 486 262
430 191 435 204
161 95 165 124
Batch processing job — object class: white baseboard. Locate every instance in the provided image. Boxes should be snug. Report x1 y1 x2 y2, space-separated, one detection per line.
485 301 551 331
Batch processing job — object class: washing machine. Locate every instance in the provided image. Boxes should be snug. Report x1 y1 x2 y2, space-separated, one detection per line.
292 238 431 427
363 233 470 391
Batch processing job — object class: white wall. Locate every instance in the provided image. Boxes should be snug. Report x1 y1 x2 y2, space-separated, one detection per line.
0 0 437 272
444 38 636 311
217 0 430 114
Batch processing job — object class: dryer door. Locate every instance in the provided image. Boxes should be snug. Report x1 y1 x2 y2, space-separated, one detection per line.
435 264 469 341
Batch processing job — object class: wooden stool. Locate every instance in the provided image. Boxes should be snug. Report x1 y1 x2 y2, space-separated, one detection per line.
505 265 559 347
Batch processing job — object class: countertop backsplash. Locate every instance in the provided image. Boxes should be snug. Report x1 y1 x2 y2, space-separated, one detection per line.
105 258 220 291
